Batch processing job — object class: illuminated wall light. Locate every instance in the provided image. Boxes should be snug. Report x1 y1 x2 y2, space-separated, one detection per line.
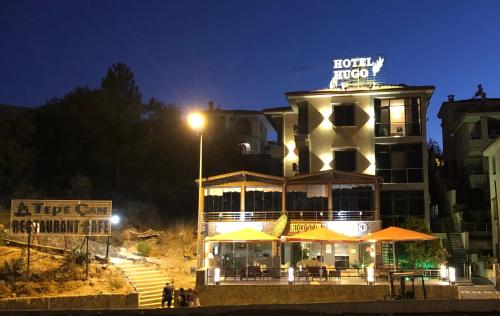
214 267 221 285
367 267 375 284
366 107 375 129
320 152 333 171
440 264 448 279
448 267 456 284
364 153 376 175
318 107 333 130
288 267 295 284
285 141 298 162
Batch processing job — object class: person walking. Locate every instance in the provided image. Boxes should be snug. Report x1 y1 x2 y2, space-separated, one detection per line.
162 282 174 308
192 289 200 307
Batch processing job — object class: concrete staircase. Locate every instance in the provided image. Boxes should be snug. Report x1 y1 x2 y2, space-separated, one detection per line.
447 232 468 278
117 261 171 309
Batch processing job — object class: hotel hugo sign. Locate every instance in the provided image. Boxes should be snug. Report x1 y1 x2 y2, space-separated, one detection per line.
329 55 385 89
10 200 112 236
289 221 380 237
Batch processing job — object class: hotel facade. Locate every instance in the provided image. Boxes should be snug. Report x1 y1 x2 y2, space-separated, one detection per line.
265 84 434 228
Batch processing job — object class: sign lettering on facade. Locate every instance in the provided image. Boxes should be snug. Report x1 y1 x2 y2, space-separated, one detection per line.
329 55 385 89
10 199 112 236
289 220 380 237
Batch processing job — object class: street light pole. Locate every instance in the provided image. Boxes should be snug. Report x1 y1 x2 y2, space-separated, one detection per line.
187 112 206 268
197 131 203 268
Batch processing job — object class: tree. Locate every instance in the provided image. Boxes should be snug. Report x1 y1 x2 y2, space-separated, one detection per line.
427 139 443 214
397 217 446 268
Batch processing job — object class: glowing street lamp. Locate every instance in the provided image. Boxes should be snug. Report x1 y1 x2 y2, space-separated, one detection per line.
188 111 206 268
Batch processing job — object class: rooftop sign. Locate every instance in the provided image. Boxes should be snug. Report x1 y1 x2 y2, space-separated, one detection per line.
329 56 385 89
10 199 112 236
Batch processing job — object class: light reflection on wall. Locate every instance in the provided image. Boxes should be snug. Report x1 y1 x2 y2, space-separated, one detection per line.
320 152 333 171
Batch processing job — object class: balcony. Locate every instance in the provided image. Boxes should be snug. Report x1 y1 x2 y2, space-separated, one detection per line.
468 174 488 189
204 211 281 222
462 222 492 237
204 210 375 222
287 210 375 221
464 138 494 156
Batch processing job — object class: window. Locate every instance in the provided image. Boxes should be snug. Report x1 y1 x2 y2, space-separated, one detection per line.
236 119 252 135
286 185 328 212
298 146 310 174
204 188 241 212
334 149 357 172
488 118 500 139
470 121 481 139
297 103 309 134
375 144 423 183
333 104 355 126
493 156 497 176
332 186 373 218
375 98 421 137
380 190 424 227
245 188 282 212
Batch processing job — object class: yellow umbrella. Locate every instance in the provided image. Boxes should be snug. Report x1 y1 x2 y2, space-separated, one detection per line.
285 227 358 242
360 226 438 242
360 226 438 269
206 227 278 242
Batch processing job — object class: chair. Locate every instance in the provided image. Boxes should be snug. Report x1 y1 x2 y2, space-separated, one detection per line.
308 267 327 281
242 266 262 280
328 269 341 282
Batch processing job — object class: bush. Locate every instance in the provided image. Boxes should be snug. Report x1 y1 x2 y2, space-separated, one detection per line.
65 248 89 266
0 280 12 298
136 241 151 257
0 257 24 284
109 272 125 290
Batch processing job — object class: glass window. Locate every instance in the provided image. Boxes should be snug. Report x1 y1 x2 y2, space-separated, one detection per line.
333 104 355 126
299 146 310 174
298 103 308 134
375 98 421 137
375 144 423 183
335 149 357 171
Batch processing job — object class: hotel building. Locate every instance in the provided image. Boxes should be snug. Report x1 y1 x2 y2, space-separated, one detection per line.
265 85 434 228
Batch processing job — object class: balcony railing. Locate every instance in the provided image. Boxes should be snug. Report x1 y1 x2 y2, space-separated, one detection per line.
375 122 421 137
204 211 281 221
287 210 375 221
204 210 375 222
376 168 423 183
462 222 492 236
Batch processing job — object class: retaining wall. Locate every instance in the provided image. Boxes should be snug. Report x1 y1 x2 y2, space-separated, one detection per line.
0 293 139 311
197 284 459 306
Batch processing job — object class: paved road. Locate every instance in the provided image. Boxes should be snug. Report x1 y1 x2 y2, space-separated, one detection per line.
459 285 500 299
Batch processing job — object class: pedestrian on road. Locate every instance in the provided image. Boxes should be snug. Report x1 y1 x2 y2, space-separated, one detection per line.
178 288 189 307
192 289 200 307
162 282 174 308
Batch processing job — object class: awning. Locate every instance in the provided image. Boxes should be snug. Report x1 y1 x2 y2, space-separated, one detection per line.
206 228 279 242
360 226 438 242
285 227 359 242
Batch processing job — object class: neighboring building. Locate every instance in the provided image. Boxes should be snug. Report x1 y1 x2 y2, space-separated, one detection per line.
265 84 434 228
204 101 275 155
438 96 499 255
483 137 500 258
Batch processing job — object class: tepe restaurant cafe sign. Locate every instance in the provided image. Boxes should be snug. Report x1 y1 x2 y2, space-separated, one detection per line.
329 56 385 88
10 199 112 236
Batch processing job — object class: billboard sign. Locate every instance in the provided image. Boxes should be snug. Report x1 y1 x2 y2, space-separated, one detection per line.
10 199 112 236
329 55 385 89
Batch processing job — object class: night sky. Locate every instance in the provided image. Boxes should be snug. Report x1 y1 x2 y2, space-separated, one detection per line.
2 0 500 143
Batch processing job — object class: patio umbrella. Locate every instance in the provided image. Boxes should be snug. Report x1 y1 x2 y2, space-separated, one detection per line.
206 228 278 276
206 227 278 242
284 227 358 242
359 226 438 269
285 228 358 269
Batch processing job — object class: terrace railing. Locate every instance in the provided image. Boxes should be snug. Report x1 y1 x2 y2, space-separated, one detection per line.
204 210 375 222
204 211 281 222
287 210 375 221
